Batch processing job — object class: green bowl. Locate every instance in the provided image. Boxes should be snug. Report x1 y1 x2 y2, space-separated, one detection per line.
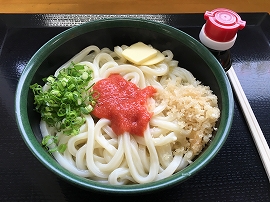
15 18 234 194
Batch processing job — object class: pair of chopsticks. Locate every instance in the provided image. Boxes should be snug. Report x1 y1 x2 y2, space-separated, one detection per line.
227 66 270 182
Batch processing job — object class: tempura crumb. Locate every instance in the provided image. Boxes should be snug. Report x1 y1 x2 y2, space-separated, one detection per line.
155 78 220 158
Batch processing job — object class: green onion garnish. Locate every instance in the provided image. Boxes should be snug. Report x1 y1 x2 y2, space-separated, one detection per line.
30 62 97 153
41 135 67 154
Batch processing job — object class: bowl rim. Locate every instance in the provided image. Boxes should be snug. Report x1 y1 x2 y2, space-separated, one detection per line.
15 17 234 194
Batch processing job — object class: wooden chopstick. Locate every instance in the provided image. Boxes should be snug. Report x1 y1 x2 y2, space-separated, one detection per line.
227 66 270 182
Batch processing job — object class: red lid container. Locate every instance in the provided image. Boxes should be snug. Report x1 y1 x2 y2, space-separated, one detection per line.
204 8 246 42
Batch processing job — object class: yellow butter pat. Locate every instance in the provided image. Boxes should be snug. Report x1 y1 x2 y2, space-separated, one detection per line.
140 51 165 66
122 42 157 65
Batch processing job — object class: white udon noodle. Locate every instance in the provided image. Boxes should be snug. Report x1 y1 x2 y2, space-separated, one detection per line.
40 45 219 185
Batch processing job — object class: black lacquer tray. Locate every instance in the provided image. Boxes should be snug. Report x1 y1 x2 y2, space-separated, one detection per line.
0 13 269 201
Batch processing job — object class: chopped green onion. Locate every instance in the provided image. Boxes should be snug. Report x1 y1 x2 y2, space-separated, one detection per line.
30 62 98 153
57 144 67 153
81 72 89 80
47 76 55 84
41 135 67 153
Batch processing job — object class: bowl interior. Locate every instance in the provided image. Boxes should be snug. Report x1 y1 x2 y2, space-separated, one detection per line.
15 18 234 194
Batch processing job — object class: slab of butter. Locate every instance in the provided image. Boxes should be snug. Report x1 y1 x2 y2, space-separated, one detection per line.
122 42 158 65
140 51 165 66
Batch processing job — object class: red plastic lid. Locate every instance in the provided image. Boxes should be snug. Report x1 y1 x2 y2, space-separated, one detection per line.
204 8 246 42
